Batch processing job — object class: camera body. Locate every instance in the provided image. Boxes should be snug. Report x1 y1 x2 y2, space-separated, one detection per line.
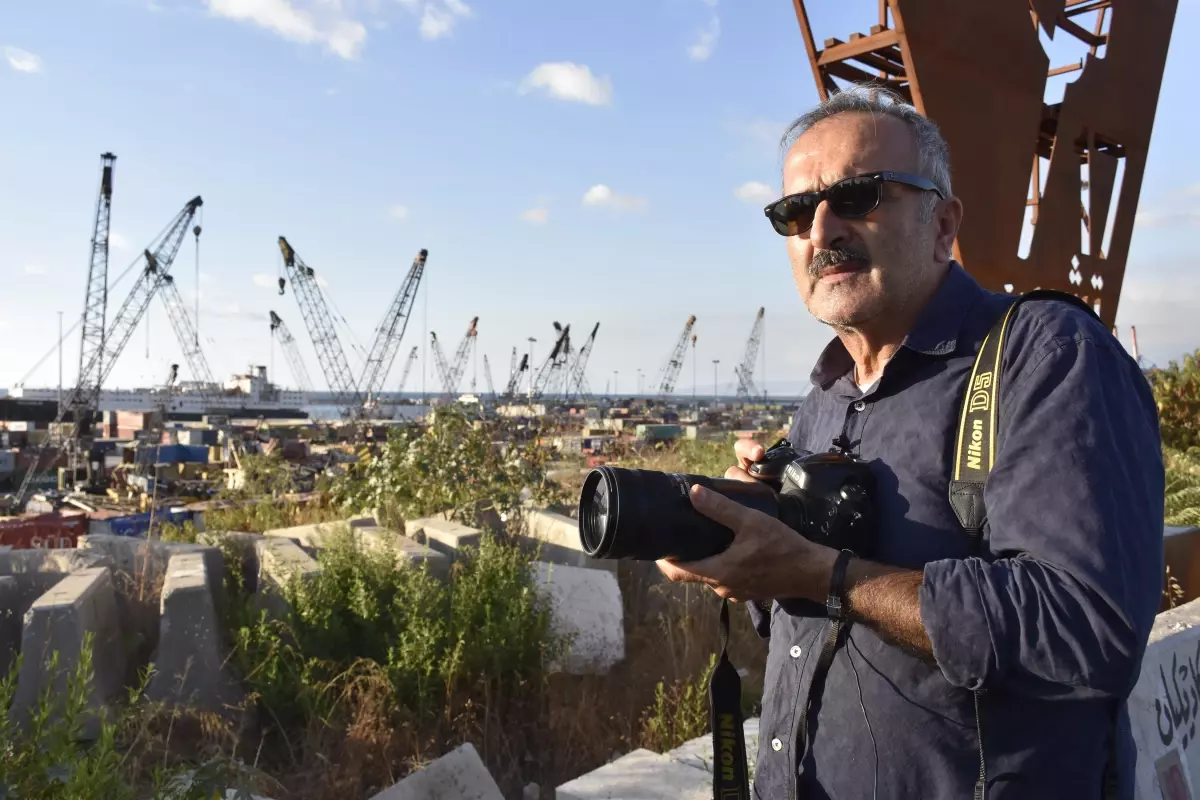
576 437 876 563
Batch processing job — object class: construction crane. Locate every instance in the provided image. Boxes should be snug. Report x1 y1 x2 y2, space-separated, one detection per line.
156 273 227 406
74 152 117 437
277 237 361 413
566 322 600 401
396 346 418 394
734 307 765 401
655 314 697 398
357 249 428 407
531 323 571 400
482 354 497 403
504 353 529 399
12 195 204 508
269 311 313 393
429 317 479 397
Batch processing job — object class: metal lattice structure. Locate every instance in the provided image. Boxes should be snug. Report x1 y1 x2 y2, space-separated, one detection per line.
531 324 571 400
358 249 428 404
156 274 225 405
735 307 765 401
277 237 361 410
75 152 116 429
566 322 600 401
655 315 697 398
269 311 314 392
789 0 1179 327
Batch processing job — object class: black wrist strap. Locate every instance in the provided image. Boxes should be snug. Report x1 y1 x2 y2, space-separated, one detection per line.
710 598 751 800
826 549 855 620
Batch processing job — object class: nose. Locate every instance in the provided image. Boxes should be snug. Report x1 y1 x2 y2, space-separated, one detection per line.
809 199 850 252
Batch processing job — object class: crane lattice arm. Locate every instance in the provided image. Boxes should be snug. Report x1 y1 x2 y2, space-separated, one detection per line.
430 333 453 393
504 354 528 398
358 249 428 404
396 346 418 394
734 307 765 400
277 237 360 411
531 323 571 399
443 317 479 396
157 274 225 404
75 152 117 427
269 311 313 393
482 354 496 401
566 322 599 401
655 314 697 397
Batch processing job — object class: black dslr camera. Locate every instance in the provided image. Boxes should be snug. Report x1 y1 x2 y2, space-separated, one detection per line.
577 437 876 563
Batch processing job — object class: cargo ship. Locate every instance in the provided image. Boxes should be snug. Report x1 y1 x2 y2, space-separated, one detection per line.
3 366 308 422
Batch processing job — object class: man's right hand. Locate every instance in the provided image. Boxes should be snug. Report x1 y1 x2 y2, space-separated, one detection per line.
726 438 768 484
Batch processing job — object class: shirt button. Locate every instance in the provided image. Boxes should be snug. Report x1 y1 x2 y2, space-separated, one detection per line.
853 400 866 412
771 738 783 752
790 645 802 658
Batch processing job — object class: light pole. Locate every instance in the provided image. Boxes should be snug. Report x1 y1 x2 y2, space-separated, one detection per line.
613 370 619 398
712 359 720 406
57 311 63 415
691 335 697 416
637 368 643 397
527 337 537 401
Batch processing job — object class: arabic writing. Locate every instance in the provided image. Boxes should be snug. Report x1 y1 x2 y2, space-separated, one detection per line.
1156 640 1200 749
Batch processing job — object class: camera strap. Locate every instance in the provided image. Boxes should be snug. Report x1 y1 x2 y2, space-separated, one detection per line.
710 598 751 800
948 289 1114 800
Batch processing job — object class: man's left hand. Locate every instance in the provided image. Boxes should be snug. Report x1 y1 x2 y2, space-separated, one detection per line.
656 484 838 603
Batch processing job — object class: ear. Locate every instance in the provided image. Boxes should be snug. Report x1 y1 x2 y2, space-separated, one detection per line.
933 196 964 263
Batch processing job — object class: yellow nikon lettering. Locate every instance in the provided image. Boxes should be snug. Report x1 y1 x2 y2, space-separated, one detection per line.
967 370 993 413
966 417 984 470
718 713 737 782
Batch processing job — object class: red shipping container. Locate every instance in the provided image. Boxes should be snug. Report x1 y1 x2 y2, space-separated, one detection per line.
0 512 87 549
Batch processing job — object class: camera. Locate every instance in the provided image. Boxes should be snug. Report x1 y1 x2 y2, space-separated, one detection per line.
576 437 876 563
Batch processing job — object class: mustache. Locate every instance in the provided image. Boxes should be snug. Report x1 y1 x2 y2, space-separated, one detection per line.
809 246 870 278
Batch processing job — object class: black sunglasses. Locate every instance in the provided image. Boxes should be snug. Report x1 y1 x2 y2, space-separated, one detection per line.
763 171 944 237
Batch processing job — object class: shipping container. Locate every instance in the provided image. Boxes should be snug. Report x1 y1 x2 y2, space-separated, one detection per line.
0 512 87 549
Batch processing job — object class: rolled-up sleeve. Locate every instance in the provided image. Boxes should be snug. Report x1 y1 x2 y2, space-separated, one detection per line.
920 330 1165 700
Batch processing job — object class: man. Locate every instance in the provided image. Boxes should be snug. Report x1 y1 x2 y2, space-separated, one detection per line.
657 85 1164 799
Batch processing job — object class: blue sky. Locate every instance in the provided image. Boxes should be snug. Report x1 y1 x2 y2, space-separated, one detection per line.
2 0 1199 399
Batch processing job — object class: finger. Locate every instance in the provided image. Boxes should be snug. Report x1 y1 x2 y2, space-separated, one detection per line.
734 438 766 471
689 484 758 531
723 465 759 483
656 558 718 586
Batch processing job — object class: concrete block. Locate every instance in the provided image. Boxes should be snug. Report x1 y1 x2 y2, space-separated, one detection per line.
263 520 351 551
520 509 615 574
0 572 67 676
146 553 242 714
666 717 759 775
368 742 504 800
12 567 127 736
555 748 710 800
0 547 110 575
533 562 624 675
254 537 321 617
78 533 224 601
404 517 484 561
265 522 450 581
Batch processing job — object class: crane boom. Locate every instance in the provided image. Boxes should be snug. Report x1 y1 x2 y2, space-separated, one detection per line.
396 346 418 394
157 274 225 404
358 249 428 403
566 322 599 401
655 314 697 397
483 354 497 402
444 317 479 396
532 323 571 399
430 332 453 393
270 311 313 392
75 152 117 430
504 354 528 397
277 237 360 411
734 307 765 400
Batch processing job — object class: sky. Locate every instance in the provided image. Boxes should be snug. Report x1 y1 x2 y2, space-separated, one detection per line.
2 0 1199 400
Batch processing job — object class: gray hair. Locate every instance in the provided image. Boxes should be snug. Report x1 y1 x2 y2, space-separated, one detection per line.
780 84 953 221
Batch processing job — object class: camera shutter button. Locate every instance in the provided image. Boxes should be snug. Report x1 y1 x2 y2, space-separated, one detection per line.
853 400 866 412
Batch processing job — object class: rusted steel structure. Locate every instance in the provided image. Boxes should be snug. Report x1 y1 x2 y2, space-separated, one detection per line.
789 0 1179 328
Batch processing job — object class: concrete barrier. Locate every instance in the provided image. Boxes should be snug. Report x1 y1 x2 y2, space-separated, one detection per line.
405 517 484 562
78 533 225 601
555 748 711 800
0 547 110 575
368 742 504 800
533 562 624 675
521 509 615 574
12 567 126 737
0 571 68 676
146 552 242 714
265 522 450 581
253 537 321 617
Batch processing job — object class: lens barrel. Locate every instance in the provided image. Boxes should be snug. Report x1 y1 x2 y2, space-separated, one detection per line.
578 466 781 562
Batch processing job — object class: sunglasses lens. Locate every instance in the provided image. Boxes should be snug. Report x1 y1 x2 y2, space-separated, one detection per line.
828 177 882 219
767 195 817 236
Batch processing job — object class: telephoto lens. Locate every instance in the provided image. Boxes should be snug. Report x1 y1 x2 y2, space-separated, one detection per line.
577 466 792 563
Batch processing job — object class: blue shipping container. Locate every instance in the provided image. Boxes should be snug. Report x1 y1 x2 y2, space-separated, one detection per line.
108 509 194 538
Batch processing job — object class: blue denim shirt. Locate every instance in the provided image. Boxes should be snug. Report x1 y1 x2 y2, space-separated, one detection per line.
748 262 1164 800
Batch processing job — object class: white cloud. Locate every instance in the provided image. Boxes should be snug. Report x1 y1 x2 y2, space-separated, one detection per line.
688 15 720 62
518 62 613 106
3 46 42 74
109 231 129 250
733 181 776 205
395 0 473 40
22 264 46 276
1134 208 1200 229
582 184 647 212
520 207 549 224
202 0 368 60
388 204 409 220
252 273 277 289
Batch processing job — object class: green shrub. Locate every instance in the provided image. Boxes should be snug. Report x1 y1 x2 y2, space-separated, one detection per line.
1150 348 1200 453
1166 447 1200 528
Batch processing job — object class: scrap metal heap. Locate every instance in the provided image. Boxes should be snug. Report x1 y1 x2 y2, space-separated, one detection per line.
789 0 1179 327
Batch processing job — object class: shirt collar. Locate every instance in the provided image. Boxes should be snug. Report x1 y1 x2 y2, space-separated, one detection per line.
809 261 989 389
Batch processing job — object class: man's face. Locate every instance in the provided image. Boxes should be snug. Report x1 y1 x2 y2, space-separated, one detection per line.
781 113 941 329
